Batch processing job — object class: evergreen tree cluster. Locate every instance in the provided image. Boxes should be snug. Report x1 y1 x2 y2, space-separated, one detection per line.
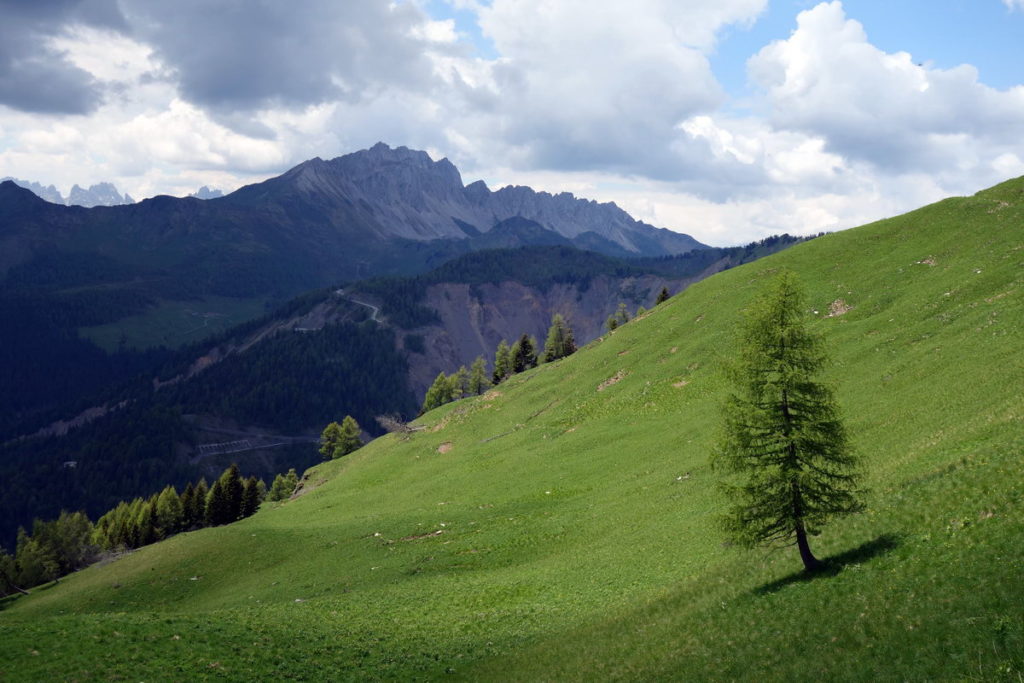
0 511 95 594
319 416 364 460
267 468 299 501
0 463 292 596
91 464 266 553
420 314 578 415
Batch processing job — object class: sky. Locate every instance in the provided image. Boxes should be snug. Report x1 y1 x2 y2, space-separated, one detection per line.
0 1 1022 246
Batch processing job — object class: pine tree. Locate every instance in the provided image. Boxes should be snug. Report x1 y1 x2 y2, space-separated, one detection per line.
542 313 577 362
136 500 159 546
268 473 289 501
218 464 244 523
336 415 363 456
469 356 490 395
714 270 864 572
284 468 299 496
239 477 262 518
421 372 454 414
450 365 470 399
319 421 343 460
124 498 145 548
492 340 511 383
178 483 196 530
511 333 537 373
656 286 671 304
190 479 209 529
155 485 183 534
606 316 618 332
15 527 57 588
614 302 630 326
0 548 28 596
205 480 230 526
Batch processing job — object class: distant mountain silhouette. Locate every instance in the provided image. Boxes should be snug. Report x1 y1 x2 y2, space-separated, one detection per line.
0 177 134 206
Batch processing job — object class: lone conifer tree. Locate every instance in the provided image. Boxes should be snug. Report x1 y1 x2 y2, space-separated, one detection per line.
656 286 671 305
714 270 863 572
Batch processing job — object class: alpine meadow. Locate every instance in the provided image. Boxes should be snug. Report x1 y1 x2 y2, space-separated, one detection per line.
1 178 1021 680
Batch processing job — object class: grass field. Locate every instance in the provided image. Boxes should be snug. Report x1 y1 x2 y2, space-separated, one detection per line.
80 295 268 351
1 178 1021 680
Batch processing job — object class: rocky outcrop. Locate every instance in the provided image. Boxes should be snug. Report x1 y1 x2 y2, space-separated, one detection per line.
269 142 705 255
67 182 134 207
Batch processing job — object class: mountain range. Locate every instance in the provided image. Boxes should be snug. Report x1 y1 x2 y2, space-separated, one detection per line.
0 178 134 207
0 143 704 290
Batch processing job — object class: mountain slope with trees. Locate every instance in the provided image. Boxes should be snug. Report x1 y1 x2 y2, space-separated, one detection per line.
0 143 707 440
1 177 1020 680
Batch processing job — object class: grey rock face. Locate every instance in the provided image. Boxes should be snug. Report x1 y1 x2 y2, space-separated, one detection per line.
67 182 134 207
190 186 224 199
277 143 704 255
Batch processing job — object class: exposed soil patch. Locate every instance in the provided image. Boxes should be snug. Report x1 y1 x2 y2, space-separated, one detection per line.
437 442 452 453
915 257 937 266
670 346 678 354
482 390 503 401
828 299 852 317
672 379 690 388
597 370 627 392
291 475 325 500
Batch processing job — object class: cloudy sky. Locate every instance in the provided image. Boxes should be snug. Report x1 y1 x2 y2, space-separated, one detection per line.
1 0 1022 245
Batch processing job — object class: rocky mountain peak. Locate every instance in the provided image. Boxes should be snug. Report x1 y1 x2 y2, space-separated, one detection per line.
67 182 134 207
242 143 705 253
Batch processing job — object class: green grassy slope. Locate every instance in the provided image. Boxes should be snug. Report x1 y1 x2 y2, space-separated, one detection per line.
1 179 1022 681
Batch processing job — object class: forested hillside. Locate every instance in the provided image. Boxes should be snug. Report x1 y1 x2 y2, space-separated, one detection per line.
0 312 415 551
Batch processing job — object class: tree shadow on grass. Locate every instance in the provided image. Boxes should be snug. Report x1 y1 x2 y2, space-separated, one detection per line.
754 534 901 596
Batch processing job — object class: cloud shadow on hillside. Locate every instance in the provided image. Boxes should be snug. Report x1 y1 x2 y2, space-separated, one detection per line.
753 534 901 596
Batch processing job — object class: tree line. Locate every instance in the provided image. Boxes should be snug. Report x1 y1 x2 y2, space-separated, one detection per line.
420 313 578 414
0 463 302 597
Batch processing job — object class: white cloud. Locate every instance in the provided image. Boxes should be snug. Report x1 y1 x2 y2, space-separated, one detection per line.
1004 0 1024 11
443 0 768 175
748 1 1024 178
